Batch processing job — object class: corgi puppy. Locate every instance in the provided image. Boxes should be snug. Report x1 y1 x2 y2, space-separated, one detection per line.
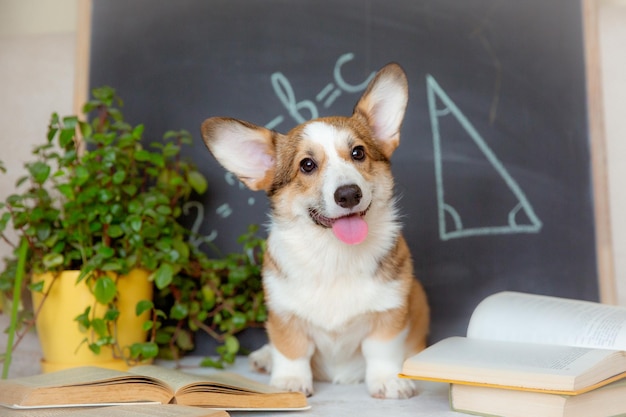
201 63 429 399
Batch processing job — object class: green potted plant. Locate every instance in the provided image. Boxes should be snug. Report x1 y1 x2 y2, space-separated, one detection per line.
0 87 267 376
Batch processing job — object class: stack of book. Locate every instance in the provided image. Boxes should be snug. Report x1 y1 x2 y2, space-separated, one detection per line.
400 291 626 417
0 365 309 416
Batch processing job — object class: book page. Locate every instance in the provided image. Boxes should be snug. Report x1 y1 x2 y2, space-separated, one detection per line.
466 292 626 349
129 365 288 395
129 366 209 393
2 367 135 389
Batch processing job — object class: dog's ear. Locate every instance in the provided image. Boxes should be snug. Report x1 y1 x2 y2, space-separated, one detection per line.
354 63 408 159
201 117 276 191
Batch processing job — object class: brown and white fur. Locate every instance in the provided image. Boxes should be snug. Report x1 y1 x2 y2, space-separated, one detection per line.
200 63 429 399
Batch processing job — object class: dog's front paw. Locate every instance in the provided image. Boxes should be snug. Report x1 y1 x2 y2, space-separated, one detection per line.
249 344 272 373
271 375 314 397
367 377 419 399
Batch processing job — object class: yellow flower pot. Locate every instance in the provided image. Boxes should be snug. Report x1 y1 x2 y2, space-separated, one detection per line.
31 269 153 373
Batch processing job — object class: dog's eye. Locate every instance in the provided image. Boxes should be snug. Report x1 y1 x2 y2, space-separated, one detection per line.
351 146 366 161
300 158 317 174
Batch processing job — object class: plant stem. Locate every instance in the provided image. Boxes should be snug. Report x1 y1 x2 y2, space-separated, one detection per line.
2 238 28 379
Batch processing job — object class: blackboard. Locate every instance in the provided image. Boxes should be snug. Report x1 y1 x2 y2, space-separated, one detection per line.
87 0 607 345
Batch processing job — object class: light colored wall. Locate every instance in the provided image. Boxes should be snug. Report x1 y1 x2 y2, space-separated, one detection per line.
0 0 77 262
0 0 77 36
0 0 625 305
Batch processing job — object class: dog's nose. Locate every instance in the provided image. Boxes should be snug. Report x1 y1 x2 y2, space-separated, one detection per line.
334 184 362 209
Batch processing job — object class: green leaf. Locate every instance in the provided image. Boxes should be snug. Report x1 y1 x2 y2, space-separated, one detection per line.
79 120 92 138
28 161 51 184
82 99 99 113
94 276 117 304
77 265 95 284
108 108 123 122
74 165 90 185
101 262 123 271
200 357 224 369
142 321 154 331
91 318 107 337
143 225 160 240
108 224 124 238
197 310 208 322
98 189 113 203
142 342 160 358
135 299 154 316
15 175 29 187
129 215 142 232
42 253 64 269
57 183 75 200
172 239 190 262
153 263 174 289
170 303 188 320
29 280 45 293
0 212 8 233
59 128 75 148
36 223 52 241
143 195 158 208
97 246 115 259
163 131 178 140
155 328 174 344
128 200 142 214
123 184 138 196
89 221 103 233
149 153 165 168
134 150 151 161
47 126 59 144
62 115 78 129
132 124 144 139
130 342 158 360
75 307 91 332
104 308 119 321
224 335 240 355
188 171 208 194
201 285 215 307
232 312 248 329
175 330 194 351
112 170 126 184
156 205 172 215
162 143 180 158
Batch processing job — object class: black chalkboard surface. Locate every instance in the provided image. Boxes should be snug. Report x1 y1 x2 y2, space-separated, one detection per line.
89 0 600 345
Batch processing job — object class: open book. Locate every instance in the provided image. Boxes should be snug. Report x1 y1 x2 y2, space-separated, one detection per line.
400 291 626 394
0 365 308 411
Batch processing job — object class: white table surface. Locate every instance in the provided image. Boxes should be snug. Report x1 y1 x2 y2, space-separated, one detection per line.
171 356 465 417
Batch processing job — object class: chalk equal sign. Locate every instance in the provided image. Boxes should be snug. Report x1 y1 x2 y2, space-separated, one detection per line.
316 82 342 108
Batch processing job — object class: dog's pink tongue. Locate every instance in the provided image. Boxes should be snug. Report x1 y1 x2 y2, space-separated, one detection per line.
332 216 368 245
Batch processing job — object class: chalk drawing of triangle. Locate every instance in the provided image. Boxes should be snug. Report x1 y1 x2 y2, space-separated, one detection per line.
426 74 542 241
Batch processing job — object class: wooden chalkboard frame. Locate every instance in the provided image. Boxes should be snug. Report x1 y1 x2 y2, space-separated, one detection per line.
582 0 616 304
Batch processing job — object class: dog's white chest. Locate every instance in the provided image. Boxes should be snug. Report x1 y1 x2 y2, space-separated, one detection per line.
264 234 404 331
270 276 398 329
